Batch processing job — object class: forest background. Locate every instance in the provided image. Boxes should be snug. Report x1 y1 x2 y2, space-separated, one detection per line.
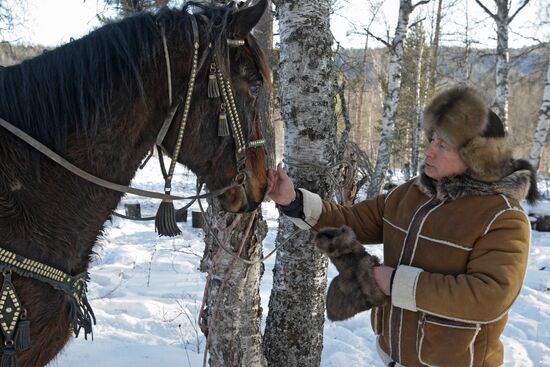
1 0 549 181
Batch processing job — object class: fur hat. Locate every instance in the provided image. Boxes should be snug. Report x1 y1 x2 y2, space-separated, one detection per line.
423 85 513 182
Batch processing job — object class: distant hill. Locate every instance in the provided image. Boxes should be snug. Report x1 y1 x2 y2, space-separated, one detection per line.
336 45 548 86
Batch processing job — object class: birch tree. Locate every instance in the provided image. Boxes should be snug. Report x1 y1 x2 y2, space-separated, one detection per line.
474 0 531 130
411 30 426 177
263 0 336 365
428 0 442 91
366 0 429 197
528 53 550 170
200 200 268 367
355 0 383 147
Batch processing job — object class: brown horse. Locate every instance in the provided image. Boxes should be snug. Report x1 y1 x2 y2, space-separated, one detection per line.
0 0 269 365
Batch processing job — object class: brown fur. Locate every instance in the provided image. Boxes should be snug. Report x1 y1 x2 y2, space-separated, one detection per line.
416 160 540 205
423 85 488 147
0 1 269 366
460 136 512 182
315 226 388 321
422 84 519 183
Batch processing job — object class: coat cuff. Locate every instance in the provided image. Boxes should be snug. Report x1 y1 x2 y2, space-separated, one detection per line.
391 265 423 312
287 188 322 230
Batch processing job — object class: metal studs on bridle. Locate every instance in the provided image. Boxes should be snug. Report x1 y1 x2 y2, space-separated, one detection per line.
153 15 265 237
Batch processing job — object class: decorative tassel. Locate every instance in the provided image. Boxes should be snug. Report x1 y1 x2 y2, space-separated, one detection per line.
218 104 230 137
14 320 31 352
1 346 16 367
207 64 220 98
155 199 181 237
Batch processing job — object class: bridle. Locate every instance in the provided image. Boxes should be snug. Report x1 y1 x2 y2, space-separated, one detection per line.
0 10 267 360
153 15 265 236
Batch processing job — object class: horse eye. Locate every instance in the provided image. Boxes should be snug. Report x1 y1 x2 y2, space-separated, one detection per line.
249 81 262 97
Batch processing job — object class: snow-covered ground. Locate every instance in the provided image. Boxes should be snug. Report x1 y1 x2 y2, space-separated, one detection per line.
52 162 550 367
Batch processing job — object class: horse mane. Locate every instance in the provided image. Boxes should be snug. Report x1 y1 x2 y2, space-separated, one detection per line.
0 2 270 154
0 12 163 152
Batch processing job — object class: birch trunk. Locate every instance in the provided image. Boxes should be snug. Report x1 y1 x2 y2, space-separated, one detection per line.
200 200 267 367
475 0 531 131
428 0 442 91
355 35 370 145
366 0 421 197
411 43 424 177
263 0 336 365
494 16 510 130
529 54 550 170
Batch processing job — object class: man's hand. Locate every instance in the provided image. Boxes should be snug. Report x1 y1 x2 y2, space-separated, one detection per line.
266 162 296 206
373 265 395 296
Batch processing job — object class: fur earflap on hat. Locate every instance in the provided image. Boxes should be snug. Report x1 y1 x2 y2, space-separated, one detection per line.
423 85 513 182
315 226 388 321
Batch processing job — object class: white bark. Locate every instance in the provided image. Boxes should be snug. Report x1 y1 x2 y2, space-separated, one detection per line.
367 0 422 197
428 0 442 91
475 0 531 131
264 0 335 365
495 18 510 130
411 43 424 177
200 201 268 367
529 54 550 170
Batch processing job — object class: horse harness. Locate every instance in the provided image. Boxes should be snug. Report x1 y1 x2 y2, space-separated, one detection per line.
153 14 266 237
0 12 265 364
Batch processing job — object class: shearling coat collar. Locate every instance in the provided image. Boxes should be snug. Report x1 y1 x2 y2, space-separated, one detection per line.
415 165 533 202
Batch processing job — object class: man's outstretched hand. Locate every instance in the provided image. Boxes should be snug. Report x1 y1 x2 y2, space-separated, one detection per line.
266 163 296 206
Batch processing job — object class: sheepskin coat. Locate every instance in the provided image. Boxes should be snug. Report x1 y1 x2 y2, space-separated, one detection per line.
289 168 533 367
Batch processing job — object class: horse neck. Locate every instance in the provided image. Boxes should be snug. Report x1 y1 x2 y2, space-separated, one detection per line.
0 20 195 273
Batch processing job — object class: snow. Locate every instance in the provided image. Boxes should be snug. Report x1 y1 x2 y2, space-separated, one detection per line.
51 161 550 367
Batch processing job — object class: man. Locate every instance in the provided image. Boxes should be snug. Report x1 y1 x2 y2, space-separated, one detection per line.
267 85 539 367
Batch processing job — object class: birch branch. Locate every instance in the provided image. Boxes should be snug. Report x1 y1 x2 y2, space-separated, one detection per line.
364 28 391 48
509 0 530 23
474 0 498 21
412 0 430 10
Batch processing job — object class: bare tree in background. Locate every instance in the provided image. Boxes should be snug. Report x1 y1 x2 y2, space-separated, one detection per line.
263 0 336 365
354 0 383 149
428 0 442 91
0 0 27 43
365 0 429 198
474 0 531 130
529 52 550 170
411 24 426 177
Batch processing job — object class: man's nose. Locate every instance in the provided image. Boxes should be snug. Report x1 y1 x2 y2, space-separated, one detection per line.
425 142 435 158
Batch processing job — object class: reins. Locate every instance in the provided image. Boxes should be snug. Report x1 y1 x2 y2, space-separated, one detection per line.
0 117 240 202
195 181 302 265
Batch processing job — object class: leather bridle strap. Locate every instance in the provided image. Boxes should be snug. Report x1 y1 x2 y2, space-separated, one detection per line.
0 117 240 201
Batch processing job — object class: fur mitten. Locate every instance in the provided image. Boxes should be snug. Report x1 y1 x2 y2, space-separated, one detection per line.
315 225 388 321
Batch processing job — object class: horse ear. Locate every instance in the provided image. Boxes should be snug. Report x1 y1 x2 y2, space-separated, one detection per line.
229 0 268 38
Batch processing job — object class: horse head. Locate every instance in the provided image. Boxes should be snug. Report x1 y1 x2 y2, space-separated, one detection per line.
157 0 270 213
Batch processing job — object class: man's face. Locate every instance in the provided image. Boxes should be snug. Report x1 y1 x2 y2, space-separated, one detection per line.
424 132 468 180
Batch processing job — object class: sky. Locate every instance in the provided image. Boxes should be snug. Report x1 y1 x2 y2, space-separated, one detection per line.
331 0 547 49
3 0 548 50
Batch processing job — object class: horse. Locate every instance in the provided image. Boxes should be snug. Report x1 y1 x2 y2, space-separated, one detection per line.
0 0 270 365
